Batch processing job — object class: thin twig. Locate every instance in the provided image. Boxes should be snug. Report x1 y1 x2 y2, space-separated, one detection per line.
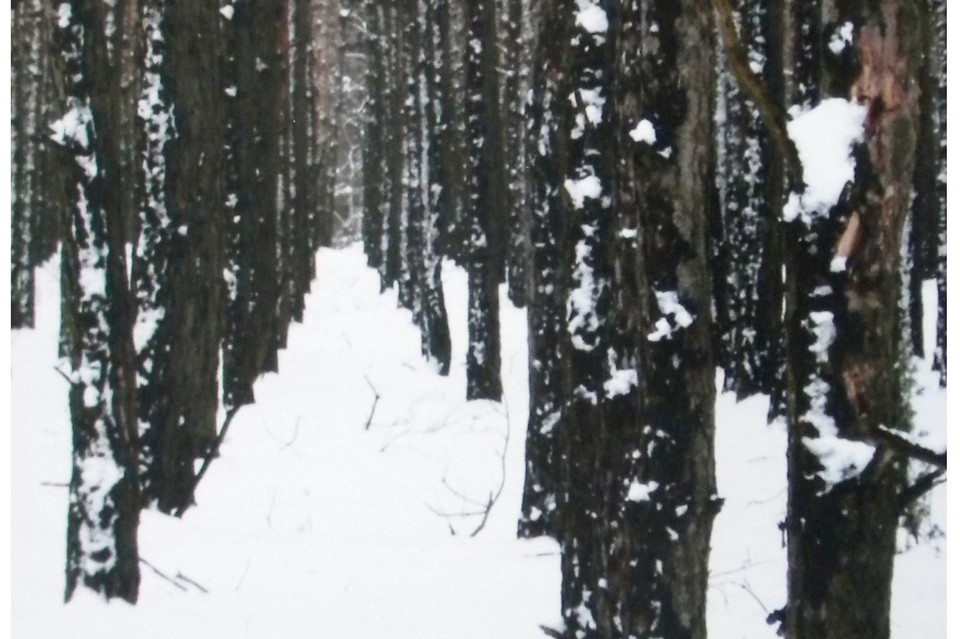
140 558 188 592
279 418 301 451
363 375 380 431
52 366 74 385
173 407 241 518
40 481 69 488
175 571 209 594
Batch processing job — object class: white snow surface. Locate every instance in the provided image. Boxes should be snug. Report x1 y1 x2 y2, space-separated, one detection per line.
783 98 866 224
11 249 946 638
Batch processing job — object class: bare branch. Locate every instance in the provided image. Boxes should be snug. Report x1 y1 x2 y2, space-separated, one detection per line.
173 407 241 517
899 468 947 511
870 425 947 469
363 374 380 431
711 0 805 193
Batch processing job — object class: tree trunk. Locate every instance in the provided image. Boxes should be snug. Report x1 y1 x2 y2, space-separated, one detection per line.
55 0 141 603
610 2 720 636
784 3 922 638
464 0 503 401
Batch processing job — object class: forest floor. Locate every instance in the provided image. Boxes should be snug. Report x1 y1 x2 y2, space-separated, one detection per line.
10 245 947 638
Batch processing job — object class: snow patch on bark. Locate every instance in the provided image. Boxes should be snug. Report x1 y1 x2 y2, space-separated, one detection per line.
783 99 866 225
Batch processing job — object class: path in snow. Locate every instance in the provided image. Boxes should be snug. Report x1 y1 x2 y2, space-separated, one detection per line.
11 246 945 639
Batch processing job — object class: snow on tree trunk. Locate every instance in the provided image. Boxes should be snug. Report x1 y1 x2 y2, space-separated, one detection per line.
783 3 922 638
503 0 529 307
419 0 453 375
11 0 45 329
931 0 946 387
362 0 387 270
714 0 784 401
54 0 141 603
611 2 720 636
518 1 565 540
464 0 503 401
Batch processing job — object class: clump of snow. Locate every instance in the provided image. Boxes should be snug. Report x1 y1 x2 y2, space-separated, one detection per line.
628 119 656 145
564 175 602 210
574 1 608 34
783 98 866 224
567 236 601 352
799 310 877 490
604 368 637 399
626 480 658 503
647 290 695 342
829 22 855 55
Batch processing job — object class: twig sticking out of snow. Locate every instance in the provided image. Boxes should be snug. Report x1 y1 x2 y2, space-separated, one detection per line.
363 374 380 431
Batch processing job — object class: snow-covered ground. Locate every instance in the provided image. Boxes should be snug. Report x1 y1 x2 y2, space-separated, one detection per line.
10 245 946 638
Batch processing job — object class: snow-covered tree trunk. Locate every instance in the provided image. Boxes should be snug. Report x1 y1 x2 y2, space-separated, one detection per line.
783 3 924 637
554 1 621 635
714 0 784 401
517 0 564 540
503 0 529 307
434 0 466 260
135 0 226 513
381 3 406 293
54 0 141 603
419 0 453 375
464 0 503 401
931 0 946 387
611 2 720 636
291 0 317 322
400 0 423 316
11 0 44 329
361 0 387 270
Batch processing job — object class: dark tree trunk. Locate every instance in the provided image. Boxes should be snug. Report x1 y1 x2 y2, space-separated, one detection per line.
291 0 317 322
11 0 42 329
517 0 566 540
222 0 285 409
55 0 141 603
361 0 386 270
714 0 785 402
464 0 503 401
610 2 720 637
931 0 946 387
503 0 528 307
783 3 922 638
135 0 227 513
419 0 453 375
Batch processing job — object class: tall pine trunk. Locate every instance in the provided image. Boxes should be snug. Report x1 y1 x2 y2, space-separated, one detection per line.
784 3 923 637
55 0 141 603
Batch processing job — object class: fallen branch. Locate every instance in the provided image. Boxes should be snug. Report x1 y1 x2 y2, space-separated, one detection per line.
140 558 187 592
175 571 209 594
173 407 241 518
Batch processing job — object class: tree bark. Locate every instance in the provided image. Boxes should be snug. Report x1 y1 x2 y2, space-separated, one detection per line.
784 3 923 638
55 0 141 603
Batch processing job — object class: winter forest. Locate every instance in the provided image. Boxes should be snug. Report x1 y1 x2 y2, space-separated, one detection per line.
8 0 949 638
